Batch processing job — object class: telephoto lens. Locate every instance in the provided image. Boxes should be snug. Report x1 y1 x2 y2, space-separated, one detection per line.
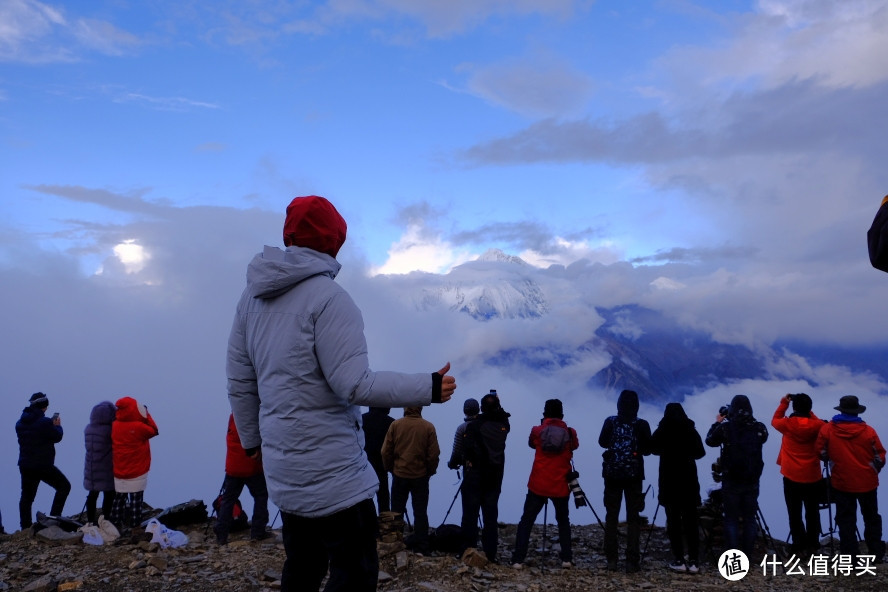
566 471 588 508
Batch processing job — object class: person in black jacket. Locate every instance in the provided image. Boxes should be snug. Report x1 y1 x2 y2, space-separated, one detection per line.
362 407 395 513
650 402 705 573
16 392 70 529
460 390 510 562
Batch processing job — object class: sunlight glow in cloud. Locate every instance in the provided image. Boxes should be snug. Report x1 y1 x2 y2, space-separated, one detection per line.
112 239 149 274
369 224 474 276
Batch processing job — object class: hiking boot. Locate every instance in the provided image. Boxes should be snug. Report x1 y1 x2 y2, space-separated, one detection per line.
250 530 272 541
668 559 687 572
687 560 700 574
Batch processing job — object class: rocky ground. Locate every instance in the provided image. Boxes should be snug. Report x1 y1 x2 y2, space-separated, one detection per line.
2 513 887 592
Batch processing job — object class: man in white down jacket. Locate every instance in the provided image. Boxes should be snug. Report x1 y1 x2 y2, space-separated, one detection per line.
227 195 456 592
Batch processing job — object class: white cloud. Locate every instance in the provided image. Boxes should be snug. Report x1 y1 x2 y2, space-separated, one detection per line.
369 223 475 275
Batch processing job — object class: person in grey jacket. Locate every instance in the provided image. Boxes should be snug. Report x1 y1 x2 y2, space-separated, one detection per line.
227 195 456 592
83 400 116 524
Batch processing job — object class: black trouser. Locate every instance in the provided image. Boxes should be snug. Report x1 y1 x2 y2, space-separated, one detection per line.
85 489 115 524
722 480 759 557
783 477 822 553
833 487 885 559
214 473 270 541
391 474 431 552
280 498 378 592
603 477 644 566
460 464 504 562
19 465 71 528
511 491 572 563
664 498 699 562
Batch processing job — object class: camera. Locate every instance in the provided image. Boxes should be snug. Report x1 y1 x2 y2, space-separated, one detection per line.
718 404 731 417
786 394 794 401
566 471 588 508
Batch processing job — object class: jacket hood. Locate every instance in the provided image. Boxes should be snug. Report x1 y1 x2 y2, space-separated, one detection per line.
660 402 694 427
282 195 347 258
19 406 44 424
617 390 639 419
729 394 754 421
115 397 145 422
246 245 341 300
403 407 422 418
89 401 116 425
831 417 869 438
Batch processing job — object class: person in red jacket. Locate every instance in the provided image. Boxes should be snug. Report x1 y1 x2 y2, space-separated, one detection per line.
772 393 825 556
215 414 270 544
510 399 579 569
816 395 886 560
110 396 158 530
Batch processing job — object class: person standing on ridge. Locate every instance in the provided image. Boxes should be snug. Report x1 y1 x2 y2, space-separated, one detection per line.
598 389 651 573
447 398 479 471
83 400 116 525
16 392 70 529
381 406 440 554
110 396 159 531
226 194 456 592
771 393 824 556
510 398 579 569
362 407 395 513
215 413 270 545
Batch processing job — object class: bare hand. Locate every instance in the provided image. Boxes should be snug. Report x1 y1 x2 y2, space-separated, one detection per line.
715 413 726 423
437 362 456 403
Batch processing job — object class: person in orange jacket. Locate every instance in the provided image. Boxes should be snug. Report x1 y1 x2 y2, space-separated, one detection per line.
772 393 824 555
214 414 269 544
110 396 158 529
816 395 886 560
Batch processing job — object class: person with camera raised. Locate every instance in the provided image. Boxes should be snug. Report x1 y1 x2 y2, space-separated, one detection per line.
510 399 579 569
771 393 824 556
815 395 886 562
705 394 768 557
650 402 705 573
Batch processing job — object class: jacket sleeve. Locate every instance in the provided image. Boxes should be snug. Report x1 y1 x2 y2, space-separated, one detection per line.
427 428 440 476
637 420 652 456
692 429 706 460
598 418 613 449
649 426 663 456
871 428 886 472
226 296 262 450
771 399 790 433
705 422 724 448
570 427 579 452
315 290 432 408
447 423 465 469
815 422 830 460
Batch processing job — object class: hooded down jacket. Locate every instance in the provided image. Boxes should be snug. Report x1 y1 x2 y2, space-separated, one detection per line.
111 397 158 480
84 401 116 491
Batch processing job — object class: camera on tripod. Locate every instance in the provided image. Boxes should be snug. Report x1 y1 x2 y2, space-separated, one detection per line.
566 470 588 508
711 458 724 483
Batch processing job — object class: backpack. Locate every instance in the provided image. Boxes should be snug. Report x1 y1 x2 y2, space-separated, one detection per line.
465 417 508 467
212 495 249 532
539 424 570 453
430 524 463 553
154 499 208 529
719 420 765 484
602 418 640 479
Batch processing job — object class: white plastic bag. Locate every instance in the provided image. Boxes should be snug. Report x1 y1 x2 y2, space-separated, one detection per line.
98 516 120 543
79 524 104 546
144 517 188 549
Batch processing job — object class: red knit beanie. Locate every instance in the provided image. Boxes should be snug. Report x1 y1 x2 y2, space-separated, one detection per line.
282 195 347 258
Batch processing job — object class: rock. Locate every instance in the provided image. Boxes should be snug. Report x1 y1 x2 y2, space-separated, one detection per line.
261 569 281 581
21 575 55 592
461 547 488 568
34 526 82 546
57 581 84 591
148 556 168 570
128 559 146 570
378 570 393 583
395 550 410 571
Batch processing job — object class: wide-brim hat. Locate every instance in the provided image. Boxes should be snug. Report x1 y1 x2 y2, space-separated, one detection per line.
834 395 866 414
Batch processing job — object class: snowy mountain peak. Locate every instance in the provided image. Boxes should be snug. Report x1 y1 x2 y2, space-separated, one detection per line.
476 248 528 266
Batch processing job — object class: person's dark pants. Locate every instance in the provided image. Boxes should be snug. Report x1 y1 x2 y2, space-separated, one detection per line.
833 487 885 559
85 489 115 524
721 481 759 557
214 473 270 542
460 465 504 562
603 477 644 566
19 465 71 528
110 491 144 529
664 498 700 562
783 477 822 553
368 458 390 513
511 491 572 563
280 498 378 592
391 474 431 552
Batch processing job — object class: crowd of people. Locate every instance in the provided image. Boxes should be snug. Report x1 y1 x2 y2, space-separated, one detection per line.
7 194 887 592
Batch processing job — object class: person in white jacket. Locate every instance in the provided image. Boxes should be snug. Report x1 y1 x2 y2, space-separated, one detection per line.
227 195 455 592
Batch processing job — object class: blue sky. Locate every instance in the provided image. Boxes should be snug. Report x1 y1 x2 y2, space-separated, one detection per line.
2 0 888 538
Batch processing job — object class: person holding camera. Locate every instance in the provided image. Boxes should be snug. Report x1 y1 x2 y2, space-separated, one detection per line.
16 392 70 529
705 394 768 557
598 389 652 573
650 402 705 573
815 395 886 561
771 393 824 556
110 396 159 530
510 399 579 569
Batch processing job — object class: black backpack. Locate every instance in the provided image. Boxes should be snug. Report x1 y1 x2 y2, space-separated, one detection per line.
720 420 765 484
465 417 508 467
603 418 640 479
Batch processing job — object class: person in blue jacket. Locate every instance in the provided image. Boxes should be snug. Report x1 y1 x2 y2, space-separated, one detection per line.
16 392 70 529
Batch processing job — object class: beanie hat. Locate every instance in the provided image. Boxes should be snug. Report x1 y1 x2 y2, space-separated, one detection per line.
282 195 347 258
543 398 563 419
29 392 49 408
791 393 813 415
463 398 480 416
